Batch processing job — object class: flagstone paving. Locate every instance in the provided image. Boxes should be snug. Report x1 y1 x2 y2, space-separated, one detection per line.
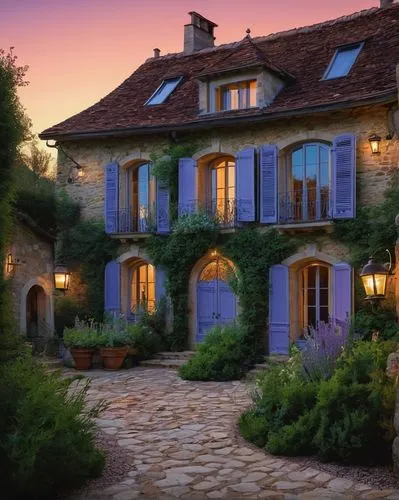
71 368 399 499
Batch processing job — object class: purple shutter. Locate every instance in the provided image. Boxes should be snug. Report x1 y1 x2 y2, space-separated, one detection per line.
332 134 356 219
104 162 120 233
236 147 255 222
156 180 170 233
155 267 166 303
269 264 289 354
104 260 120 314
260 145 278 223
333 262 352 322
178 158 197 216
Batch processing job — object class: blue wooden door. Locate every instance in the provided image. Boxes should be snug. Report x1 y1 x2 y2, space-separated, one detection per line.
196 260 236 343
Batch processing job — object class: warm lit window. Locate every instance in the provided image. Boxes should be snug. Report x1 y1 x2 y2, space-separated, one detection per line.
208 158 235 226
323 43 363 80
123 163 156 232
145 77 183 105
301 263 329 331
130 262 155 314
281 143 330 223
216 80 256 111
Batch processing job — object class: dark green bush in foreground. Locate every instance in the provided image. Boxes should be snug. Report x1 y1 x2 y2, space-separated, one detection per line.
0 356 105 499
239 340 396 465
179 324 251 381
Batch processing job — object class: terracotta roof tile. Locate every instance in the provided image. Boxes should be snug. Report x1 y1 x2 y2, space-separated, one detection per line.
40 5 399 139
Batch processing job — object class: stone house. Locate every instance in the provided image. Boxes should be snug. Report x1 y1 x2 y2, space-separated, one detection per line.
40 1 399 353
6 213 55 338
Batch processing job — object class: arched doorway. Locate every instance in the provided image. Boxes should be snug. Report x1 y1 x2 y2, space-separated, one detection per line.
196 257 236 343
26 285 47 337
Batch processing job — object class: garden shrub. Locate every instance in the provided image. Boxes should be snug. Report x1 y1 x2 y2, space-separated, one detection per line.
179 324 251 381
351 305 399 341
55 295 87 336
239 338 396 465
0 357 105 499
125 323 162 360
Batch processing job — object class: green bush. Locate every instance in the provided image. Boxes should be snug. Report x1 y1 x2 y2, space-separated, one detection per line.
0 357 105 498
63 319 100 349
351 306 399 341
55 295 87 336
125 323 161 360
239 340 396 465
179 324 251 381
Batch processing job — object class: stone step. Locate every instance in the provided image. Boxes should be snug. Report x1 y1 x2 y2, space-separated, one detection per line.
153 351 195 361
35 357 63 370
140 358 187 369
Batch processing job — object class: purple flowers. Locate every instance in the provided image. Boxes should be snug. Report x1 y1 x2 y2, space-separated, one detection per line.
300 318 350 381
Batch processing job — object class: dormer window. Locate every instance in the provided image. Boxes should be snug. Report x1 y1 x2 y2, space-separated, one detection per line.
323 43 363 80
145 76 183 105
216 80 256 111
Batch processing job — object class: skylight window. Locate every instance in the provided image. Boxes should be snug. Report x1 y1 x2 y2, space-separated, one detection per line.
323 43 363 80
145 77 183 105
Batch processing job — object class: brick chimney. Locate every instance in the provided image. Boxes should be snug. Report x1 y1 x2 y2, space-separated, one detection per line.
380 0 399 7
184 12 218 54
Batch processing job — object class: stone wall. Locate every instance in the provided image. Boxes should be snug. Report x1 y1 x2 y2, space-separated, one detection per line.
6 220 54 335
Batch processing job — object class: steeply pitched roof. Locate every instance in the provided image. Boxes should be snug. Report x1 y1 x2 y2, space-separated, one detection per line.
40 5 399 140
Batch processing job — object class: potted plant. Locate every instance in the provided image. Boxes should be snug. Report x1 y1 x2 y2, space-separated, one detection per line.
63 320 99 370
98 324 128 370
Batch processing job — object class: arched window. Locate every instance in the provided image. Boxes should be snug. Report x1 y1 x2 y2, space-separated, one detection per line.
199 259 230 282
208 157 235 226
127 163 156 232
301 263 330 331
283 143 330 223
130 262 155 314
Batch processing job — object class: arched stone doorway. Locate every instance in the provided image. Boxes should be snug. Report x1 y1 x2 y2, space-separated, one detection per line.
189 252 237 346
26 285 47 337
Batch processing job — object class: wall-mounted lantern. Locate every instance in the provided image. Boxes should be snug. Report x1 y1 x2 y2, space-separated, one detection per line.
368 134 381 155
54 265 71 291
360 251 392 301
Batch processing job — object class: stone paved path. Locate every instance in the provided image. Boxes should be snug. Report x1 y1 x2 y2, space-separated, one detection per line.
72 368 399 499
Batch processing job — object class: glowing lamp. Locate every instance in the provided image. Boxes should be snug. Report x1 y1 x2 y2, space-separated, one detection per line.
368 134 381 155
360 257 388 300
54 265 71 291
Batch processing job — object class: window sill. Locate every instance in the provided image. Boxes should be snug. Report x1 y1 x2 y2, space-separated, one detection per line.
110 232 152 241
273 221 334 233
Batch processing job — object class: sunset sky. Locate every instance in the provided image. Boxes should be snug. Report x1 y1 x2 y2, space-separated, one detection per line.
1 0 377 147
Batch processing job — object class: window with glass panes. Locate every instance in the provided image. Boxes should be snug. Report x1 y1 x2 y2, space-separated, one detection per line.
216 80 256 111
209 158 235 224
129 163 156 232
302 264 329 330
284 143 330 223
130 262 155 314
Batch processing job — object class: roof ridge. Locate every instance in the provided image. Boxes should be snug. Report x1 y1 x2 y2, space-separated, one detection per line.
144 5 389 63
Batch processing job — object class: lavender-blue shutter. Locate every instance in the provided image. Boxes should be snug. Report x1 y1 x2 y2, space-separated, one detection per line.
104 260 120 314
332 134 356 219
156 180 170 233
236 147 255 222
333 262 352 321
268 264 289 354
104 162 120 233
155 267 166 303
259 145 278 223
178 158 197 216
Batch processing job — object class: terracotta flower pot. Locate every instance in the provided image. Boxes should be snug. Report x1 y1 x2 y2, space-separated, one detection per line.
100 346 128 370
70 348 95 370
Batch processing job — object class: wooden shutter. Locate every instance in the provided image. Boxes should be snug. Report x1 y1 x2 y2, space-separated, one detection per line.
178 158 197 216
155 267 166 303
156 180 170 233
104 162 120 233
268 264 290 354
332 134 356 219
333 262 352 321
104 260 121 314
259 145 278 223
236 147 255 222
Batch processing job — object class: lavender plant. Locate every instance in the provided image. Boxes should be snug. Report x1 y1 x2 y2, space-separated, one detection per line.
300 319 349 381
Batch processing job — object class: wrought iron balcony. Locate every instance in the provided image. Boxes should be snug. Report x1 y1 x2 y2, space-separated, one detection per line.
111 207 156 233
279 188 331 224
178 198 238 229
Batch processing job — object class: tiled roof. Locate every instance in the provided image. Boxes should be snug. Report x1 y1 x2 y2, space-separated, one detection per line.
40 5 399 139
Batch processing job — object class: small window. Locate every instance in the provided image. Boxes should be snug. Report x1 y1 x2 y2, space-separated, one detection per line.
216 80 256 111
323 43 363 80
145 77 182 105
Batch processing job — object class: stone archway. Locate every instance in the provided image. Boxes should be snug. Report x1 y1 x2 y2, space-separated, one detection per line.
188 251 237 348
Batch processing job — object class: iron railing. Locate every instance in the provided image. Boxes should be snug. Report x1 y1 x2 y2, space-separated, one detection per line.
178 198 238 229
111 206 156 233
279 188 331 224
